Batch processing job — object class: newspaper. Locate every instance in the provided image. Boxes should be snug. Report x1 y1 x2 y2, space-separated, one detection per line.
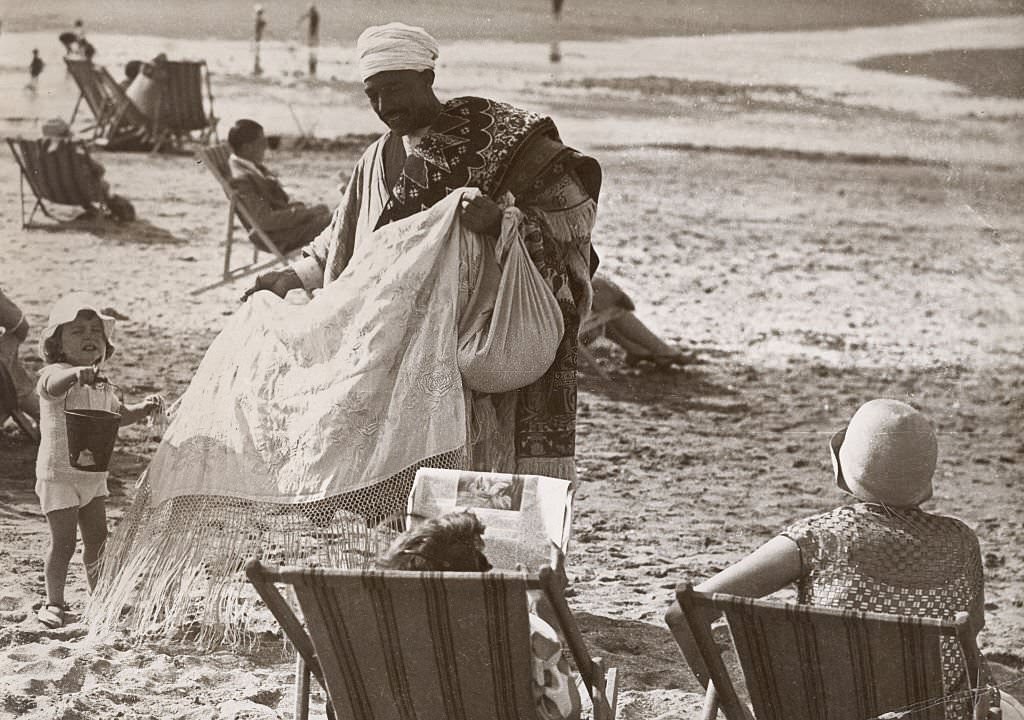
408 468 573 572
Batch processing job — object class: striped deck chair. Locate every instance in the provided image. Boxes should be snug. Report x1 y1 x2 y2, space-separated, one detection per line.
674 583 988 720
7 138 109 228
65 59 153 150
151 60 218 153
191 143 294 294
66 58 115 136
246 561 619 720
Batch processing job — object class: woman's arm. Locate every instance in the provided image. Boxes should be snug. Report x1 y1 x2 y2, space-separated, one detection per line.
664 534 802 688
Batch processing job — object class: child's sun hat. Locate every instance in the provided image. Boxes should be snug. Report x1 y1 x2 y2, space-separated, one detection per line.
39 293 117 361
829 398 937 508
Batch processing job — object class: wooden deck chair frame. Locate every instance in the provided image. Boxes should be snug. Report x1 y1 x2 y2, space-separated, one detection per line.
0 362 39 443
66 58 115 137
7 138 109 228
66 59 154 149
246 560 619 720
191 143 294 295
150 59 219 154
578 305 630 380
674 583 988 720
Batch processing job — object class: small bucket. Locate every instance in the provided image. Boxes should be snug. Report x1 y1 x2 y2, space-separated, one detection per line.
65 387 120 472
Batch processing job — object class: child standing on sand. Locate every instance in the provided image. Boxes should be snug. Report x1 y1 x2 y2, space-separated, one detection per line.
34 294 161 629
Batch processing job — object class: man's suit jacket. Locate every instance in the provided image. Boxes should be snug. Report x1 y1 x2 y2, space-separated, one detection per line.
228 154 303 233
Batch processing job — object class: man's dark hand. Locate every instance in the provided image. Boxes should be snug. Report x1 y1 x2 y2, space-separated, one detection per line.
240 268 303 302
460 195 503 236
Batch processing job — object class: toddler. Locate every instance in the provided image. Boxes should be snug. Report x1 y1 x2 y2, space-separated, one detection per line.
35 294 161 629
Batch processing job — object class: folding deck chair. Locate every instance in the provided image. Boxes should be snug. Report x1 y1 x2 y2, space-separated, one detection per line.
246 561 619 720
191 143 294 294
7 137 110 228
65 58 154 150
673 583 988 720
150 60 218 153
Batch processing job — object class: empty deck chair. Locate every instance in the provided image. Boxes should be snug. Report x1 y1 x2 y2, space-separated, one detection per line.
150 60 218 153
246 561 619 720
673 583 989 720
191 143 294 294
8 137 110 227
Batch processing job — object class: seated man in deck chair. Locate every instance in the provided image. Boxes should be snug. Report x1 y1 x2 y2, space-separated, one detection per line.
227 119 333 253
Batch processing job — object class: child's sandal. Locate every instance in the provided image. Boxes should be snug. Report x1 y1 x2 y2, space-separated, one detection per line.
37 603 67 629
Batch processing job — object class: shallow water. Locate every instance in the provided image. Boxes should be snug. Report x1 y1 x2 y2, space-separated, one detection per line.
2 16 1022 163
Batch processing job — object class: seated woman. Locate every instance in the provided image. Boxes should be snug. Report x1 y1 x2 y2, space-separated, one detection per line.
379 511 582 720
39 119 134 221
665 398 1023 719
226 119 333 253
586 275 691 368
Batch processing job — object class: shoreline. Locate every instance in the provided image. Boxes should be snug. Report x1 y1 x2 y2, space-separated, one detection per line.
2 17 1023 166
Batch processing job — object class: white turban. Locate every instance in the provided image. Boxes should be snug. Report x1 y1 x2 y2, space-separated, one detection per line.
356 22 439 82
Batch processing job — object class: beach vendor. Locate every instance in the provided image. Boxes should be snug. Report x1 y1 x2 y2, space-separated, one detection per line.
88 23 599 643
245 22 601 484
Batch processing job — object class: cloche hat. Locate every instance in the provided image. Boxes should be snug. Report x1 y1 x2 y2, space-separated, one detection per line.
830 398 936 508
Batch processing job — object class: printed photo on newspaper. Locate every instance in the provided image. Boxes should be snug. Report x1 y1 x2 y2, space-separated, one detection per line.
408 468 573 571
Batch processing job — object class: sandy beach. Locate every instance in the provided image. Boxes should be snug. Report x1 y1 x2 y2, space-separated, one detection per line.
1 2 1023 718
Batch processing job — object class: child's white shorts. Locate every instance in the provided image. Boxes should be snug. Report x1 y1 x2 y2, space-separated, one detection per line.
35 475 109 515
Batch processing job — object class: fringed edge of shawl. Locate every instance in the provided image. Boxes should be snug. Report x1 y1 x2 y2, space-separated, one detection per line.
85 473 410 650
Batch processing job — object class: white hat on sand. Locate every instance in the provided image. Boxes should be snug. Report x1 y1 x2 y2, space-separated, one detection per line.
830 398 937 508
356 22 438 82
40 293 117 361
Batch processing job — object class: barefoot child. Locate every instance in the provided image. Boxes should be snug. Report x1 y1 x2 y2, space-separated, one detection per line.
35 294 161 629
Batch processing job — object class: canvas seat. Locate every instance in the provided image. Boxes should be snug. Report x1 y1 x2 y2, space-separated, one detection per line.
7 137 110 228
149 59 219 153
246 561 619 720
191 143 297 294
673 582 989 720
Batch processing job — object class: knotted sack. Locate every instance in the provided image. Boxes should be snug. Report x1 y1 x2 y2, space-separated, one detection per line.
458 207 564 394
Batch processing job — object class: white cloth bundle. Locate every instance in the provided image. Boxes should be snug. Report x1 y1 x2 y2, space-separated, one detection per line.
458 207 564 394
